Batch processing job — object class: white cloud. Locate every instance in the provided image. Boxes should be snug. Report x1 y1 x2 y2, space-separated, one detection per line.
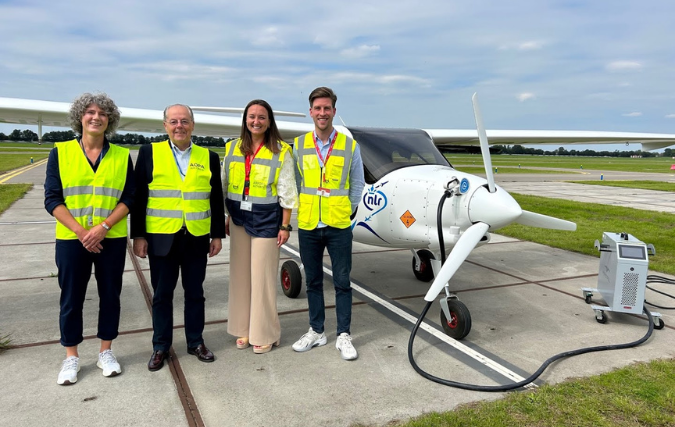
329 72 430 87
622 112 643 117
518 41 545 50
340 45 381 58
517 92 535 102
128 62 235 81
497 40 545 51
606 61 643 72
251 27 285 47
666 114 675 119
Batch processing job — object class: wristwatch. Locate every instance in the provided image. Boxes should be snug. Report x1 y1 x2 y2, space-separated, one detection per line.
101 220 111 231
279 224 293 231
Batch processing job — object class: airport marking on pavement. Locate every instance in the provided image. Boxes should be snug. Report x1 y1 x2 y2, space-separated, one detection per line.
281 244 535 389
0 158 48 184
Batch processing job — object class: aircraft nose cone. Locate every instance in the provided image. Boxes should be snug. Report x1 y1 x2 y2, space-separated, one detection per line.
468 186 522 229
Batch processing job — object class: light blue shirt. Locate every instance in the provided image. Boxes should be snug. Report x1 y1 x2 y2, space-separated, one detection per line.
169 139 192 181
295 128 366 228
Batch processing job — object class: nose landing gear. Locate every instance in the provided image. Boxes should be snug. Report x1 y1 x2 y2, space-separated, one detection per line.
440 297 472 340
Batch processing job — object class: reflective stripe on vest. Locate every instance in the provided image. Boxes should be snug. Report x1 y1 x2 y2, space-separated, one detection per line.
146 141 212 236
55 139 129 239
223 139 289 205
294 132 354 229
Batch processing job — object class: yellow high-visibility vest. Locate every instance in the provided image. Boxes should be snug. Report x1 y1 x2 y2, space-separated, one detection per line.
223 139 291 204
55 139 129 239
146 141 212 236
294 132 355 230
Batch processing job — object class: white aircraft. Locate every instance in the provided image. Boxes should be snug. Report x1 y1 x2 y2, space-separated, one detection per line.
2 95 675 340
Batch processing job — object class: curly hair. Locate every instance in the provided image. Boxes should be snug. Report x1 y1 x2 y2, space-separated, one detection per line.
69 92 121 137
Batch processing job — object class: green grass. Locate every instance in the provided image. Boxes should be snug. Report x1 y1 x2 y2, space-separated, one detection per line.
392 358 675 427
569 180 675 192
446 154 675 174
498 193 675 275
455 166 577 175
0 154 48 174
0 184 32 215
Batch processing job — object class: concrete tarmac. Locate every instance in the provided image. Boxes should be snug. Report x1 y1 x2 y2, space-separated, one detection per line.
1 159 674 427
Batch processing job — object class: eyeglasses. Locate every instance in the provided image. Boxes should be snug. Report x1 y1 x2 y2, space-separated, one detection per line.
165 119 192 126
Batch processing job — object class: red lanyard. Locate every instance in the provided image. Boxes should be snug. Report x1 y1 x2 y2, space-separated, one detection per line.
244 143 263 195
312 131 337 183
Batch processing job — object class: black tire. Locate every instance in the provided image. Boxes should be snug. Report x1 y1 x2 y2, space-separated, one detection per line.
584 293 593 304
596 311 607 324
654 318 665 330
280 260 302 298
440 299 472 340
412 250 435 282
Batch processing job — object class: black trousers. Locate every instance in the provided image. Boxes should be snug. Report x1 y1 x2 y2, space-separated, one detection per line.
55 238 127 347
148 231 208 351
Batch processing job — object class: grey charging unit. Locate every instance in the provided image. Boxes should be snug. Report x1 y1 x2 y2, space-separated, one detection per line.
582 232 663 327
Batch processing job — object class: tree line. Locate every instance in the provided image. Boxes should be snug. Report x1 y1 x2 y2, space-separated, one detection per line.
492 144 673 158
2 128 674 157
0 129 231 147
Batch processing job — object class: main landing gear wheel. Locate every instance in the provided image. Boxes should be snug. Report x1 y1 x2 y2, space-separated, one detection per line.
412 250 435 282
440 299 472 340
280 260 302 298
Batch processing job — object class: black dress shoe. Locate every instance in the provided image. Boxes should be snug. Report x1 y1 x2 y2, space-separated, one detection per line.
187 343 215 362
148 350 168 371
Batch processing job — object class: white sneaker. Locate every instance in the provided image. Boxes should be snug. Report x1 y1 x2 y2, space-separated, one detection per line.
97 349 122 377
292 327 327 352
336 333 358 360
57 356 80 385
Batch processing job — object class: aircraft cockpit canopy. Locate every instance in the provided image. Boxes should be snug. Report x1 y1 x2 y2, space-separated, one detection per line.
347 127 451 184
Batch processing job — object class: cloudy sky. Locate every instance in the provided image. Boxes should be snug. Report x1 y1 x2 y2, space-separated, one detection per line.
1 0 674 150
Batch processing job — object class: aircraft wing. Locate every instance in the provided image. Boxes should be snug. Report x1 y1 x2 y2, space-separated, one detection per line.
424 129 675 151
2 96 675 149
0 97 314 141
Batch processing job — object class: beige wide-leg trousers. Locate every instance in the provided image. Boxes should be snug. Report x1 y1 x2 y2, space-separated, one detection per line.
227 222 281 346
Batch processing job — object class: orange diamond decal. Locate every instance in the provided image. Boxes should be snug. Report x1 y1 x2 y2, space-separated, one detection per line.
400 210 416 228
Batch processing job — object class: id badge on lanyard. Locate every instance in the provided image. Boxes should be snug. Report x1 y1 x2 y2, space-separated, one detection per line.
313 132 337 198
242 144 263 212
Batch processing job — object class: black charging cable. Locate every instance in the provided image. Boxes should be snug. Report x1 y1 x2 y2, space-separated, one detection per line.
406 188 656 391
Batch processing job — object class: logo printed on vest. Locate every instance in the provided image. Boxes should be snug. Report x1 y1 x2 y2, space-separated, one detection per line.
189 162 205 170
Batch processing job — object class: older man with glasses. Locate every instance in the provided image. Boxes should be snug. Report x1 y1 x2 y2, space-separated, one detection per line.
131 104 225 371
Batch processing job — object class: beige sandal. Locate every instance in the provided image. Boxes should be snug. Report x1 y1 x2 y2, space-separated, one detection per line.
236 337 249 349
253 339 280 354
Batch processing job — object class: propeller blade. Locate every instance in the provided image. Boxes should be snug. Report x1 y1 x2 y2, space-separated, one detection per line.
517 210 577 231
424 222 490 302
471 93 496 193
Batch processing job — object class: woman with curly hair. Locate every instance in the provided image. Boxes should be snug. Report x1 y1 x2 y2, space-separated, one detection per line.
44 92 135 385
